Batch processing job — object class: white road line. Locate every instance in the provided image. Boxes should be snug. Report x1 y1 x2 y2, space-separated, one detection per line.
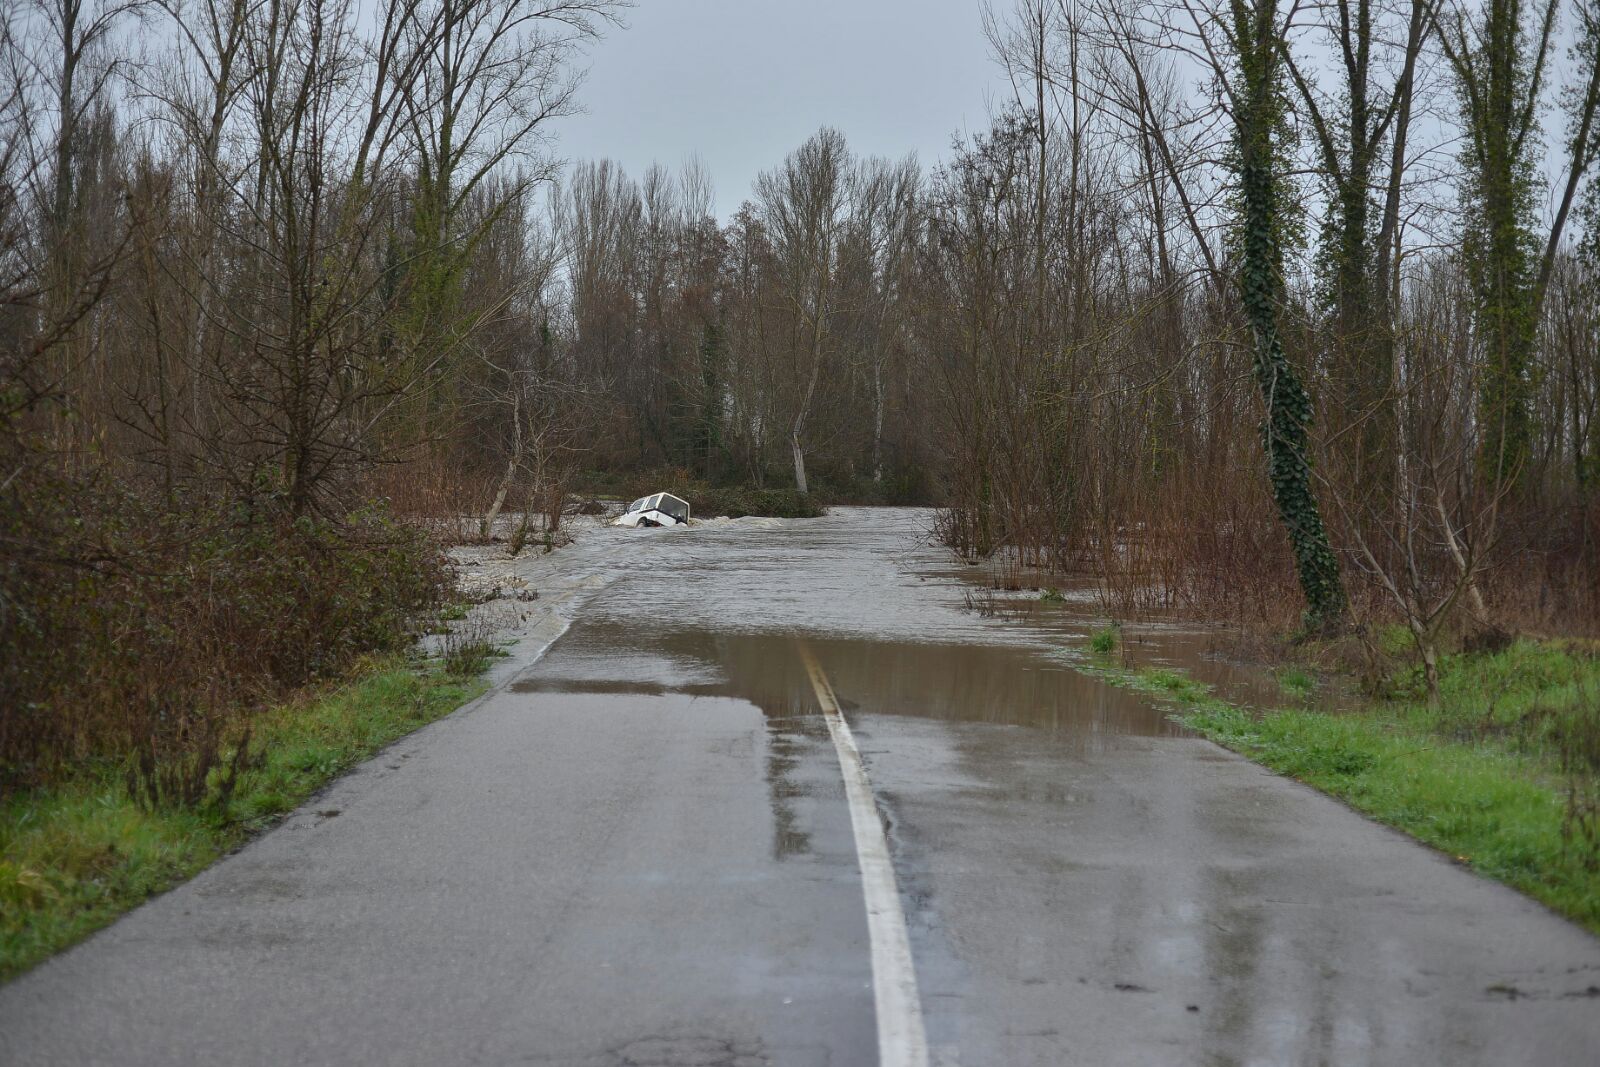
799 642 930 1067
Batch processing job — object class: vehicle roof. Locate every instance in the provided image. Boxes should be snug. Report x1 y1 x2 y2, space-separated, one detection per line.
627 492 690 511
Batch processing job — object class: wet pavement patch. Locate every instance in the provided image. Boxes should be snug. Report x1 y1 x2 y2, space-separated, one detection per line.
512 622 1183 747
608 1033 768 1067
8 509 1600 1066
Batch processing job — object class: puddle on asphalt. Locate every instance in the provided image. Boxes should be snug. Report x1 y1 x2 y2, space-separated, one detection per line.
512 622 1183 742
509 620 1185 867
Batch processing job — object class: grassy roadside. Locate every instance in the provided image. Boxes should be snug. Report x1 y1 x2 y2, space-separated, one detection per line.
0 656 489 982
1082 634 1600 934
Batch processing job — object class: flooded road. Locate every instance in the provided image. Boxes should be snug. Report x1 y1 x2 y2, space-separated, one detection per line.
512 624 1178 741
4 508 1599 1065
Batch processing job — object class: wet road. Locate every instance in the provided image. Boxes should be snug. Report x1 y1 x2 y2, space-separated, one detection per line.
4 508 1599 1065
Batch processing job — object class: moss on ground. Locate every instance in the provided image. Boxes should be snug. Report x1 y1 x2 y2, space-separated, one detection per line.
0 657 486 981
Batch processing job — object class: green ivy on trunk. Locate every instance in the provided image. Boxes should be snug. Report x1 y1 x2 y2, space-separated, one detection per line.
1226 0 1348 630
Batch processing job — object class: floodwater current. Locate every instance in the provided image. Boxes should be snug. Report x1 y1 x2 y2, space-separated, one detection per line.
486 506 1600 1065
497 504 1335 741
5 507 1599 1066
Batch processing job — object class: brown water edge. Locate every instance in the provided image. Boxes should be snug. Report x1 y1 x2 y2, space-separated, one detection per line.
509 621 1180 878
513 623 1183 749
929 555 1364 717
488 504 1357 733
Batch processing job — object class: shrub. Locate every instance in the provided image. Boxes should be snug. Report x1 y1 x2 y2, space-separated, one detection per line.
1277 667 1316 699
695 486 825 519
0 485 448 803
442 618 500 678
1090 625 1119 655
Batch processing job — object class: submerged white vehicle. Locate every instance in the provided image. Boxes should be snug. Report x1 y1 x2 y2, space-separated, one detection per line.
613 492 692 528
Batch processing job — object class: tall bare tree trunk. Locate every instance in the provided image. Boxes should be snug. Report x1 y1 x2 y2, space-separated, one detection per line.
480 385 523 539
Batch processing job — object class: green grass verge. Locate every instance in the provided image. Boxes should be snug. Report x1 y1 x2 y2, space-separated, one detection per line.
1082 641 1600 934
0 657 488 981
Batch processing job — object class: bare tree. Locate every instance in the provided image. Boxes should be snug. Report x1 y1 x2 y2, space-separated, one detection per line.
1326 263 1512 703
391 0 624 445
755 128 852 495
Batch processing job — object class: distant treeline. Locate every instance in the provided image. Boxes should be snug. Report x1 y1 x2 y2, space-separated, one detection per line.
3 0 1600 787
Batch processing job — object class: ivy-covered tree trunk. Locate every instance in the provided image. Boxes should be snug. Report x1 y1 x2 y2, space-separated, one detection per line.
1228 0 1348 629
1462 2 1539 489
1437 0 1559 489
1281 0 1425 507
1471 153 1538 487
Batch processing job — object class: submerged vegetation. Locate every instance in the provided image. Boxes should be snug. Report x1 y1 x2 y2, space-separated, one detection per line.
1086 638 1600 932
1276 667 1317 700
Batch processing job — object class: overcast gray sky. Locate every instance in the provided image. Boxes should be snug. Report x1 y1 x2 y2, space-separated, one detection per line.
554 0 1008 221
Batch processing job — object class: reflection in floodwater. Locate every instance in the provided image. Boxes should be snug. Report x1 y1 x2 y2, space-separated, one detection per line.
765 733 809 859
511 621 1185 869
487 510 1600 1064
1202 865 1268 1064
494 507 1351 717
542 507 1354 716
511 623 1184 744
929 562 1361 716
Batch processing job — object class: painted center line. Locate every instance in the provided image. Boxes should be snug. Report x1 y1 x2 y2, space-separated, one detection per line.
798 641 930 1067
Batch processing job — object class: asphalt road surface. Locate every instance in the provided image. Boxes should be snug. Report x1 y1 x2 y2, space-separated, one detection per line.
4 508 1599 1066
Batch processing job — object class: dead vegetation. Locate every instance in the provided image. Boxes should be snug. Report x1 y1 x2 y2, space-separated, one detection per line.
922 0 1600 695
3 0 1599 810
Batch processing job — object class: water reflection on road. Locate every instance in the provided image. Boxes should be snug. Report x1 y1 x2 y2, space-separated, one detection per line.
502 506 1600 1066
513 625 1181 742
521 506 1348 717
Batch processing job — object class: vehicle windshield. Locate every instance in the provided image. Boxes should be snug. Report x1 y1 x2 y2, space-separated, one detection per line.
624 493 688 520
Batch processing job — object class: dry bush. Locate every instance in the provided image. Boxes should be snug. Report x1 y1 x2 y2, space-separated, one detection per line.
1088 460 1302 628
1482 494 1600 638
369 457 503 545
0 482 448 801
442 615 501 678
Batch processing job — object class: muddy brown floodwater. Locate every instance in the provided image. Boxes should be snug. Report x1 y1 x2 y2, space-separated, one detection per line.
487 503 1354 720
492 507 1600 1065
513 625 1180 741
3 507 1598 1067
